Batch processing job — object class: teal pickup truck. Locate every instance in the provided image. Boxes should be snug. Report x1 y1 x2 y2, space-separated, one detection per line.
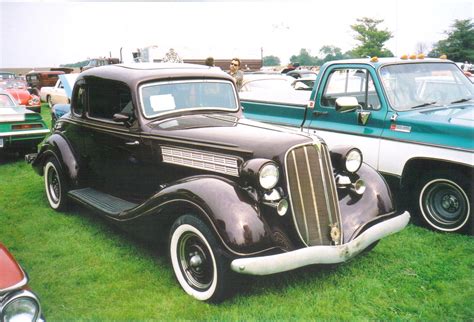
241 57 473 234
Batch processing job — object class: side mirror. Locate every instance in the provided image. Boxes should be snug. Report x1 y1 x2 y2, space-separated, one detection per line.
113 113 132 127
335 97 360 113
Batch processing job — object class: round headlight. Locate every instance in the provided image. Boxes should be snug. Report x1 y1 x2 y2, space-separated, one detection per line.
259 163 279 190
3 297 39 322
345 149 362 173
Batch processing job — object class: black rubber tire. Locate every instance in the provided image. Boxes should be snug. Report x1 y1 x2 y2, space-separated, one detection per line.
44 156 69 211
415 171 472 234
169 214 233 302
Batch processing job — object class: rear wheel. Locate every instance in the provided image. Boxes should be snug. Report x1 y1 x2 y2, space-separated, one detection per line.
169 214 233 302
44 157 69 211
416 171 472 234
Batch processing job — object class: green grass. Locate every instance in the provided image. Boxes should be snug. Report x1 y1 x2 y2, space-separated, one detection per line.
0 105 473 320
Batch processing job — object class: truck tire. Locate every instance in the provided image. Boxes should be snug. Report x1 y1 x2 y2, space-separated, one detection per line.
169 214 234 302
416 170 472 234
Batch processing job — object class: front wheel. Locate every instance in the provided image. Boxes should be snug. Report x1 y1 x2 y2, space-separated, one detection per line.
44 157 69 211
417 172 472 234
169 215 233 302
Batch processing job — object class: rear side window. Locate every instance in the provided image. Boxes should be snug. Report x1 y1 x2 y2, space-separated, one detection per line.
321 68 381 110
87 81 132 121
73 85 86 116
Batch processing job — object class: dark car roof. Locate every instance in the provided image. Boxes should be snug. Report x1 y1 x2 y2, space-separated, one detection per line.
78 63 235 89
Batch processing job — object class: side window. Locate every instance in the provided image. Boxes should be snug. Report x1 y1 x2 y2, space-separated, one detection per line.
88 81 132 121
321 68 381 110
73 85 86 116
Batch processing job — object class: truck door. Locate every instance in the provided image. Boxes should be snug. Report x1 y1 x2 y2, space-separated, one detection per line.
304 65 388 170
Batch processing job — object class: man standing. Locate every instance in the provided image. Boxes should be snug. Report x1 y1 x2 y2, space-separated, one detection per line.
229 58 243 90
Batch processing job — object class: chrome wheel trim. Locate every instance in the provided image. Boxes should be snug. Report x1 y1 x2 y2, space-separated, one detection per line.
420 178 470 231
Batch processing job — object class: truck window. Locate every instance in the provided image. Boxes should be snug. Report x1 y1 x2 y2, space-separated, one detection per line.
321 68 381 110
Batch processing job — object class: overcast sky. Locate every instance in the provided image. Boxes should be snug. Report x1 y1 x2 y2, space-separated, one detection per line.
1 0 473 68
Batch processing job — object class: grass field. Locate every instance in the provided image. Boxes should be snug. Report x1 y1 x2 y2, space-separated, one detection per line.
0 105 473 320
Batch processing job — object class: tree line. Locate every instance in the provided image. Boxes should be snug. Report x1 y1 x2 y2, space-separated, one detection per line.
263 17 474 66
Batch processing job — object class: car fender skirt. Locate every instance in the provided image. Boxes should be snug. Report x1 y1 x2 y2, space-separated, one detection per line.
231 211 410 275
148 176 276 255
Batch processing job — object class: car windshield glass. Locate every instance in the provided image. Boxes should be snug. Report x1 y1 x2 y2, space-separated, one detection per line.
0 72 15 80
0 94 16 107
140 80 238 118
380 62 474 111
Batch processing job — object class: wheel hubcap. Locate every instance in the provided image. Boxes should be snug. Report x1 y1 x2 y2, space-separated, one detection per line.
47 166 60 202
422 180 469 227
178 233 213 290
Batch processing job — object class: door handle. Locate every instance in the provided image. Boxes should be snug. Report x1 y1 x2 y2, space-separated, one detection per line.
125 140 140 146
313 111 328 117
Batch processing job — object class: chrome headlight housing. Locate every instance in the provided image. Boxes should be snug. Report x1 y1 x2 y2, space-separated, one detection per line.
345 148 362 173
330 146 363 174
241 159 280 191
259 163 279 190
1 291 40 322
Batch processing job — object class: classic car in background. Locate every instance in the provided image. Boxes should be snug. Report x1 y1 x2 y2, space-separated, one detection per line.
242 56 473 234
286 69 318 79
27 63 409 302
0 80 41 113
80 57 120 71
26 71 64 97
40 73 78 109
0 91 49 155
0 71 16 81
0 243 44 321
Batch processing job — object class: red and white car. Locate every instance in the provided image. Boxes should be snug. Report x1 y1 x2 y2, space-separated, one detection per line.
0 243 44 321
0 78 41 113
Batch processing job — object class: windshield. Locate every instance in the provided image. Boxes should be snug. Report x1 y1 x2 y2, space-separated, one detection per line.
380 62 474 111
0 94 16 107
140 80 238 118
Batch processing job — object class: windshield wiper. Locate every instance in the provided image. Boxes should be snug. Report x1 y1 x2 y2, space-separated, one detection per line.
450 98 472 104
410 101 437 109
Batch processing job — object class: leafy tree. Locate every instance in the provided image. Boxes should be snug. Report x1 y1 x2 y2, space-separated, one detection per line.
289 48 321 66
319 45 352 63
350 17 393 58
429 19 474 62
262 55 281 66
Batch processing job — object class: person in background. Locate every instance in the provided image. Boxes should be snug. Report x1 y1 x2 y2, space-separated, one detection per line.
205 57 215 67
228 58 243 90
162 48 183 63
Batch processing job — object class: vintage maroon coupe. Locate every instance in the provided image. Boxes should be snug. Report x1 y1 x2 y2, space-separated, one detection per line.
28 63 409 302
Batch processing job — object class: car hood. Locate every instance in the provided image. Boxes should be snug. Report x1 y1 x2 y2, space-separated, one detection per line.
59 74 79 99
5 89 31 104
0 244 27 292
393 103 474 150
146 113 316 159
0 107 43 123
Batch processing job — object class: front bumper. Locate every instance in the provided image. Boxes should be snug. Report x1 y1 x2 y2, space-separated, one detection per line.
231 211 410 275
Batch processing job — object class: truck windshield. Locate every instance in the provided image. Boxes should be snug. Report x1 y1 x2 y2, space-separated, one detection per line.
140 80 238 118
380 62 474 111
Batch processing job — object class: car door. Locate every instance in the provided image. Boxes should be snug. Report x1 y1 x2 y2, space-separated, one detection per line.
304 65 388 170
81 80 148 199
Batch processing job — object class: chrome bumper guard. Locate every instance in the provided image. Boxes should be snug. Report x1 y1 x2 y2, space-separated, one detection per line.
231 211 410 275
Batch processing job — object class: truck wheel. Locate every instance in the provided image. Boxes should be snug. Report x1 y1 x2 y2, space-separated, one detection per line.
44 157 69 211
417 171 471 233
169 214 233 302
47 96 53 109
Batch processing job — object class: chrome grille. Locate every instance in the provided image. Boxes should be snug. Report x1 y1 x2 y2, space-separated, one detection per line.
285 143 342 246
161 146 239 177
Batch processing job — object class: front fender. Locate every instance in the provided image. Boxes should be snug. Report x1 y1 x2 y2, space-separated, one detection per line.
127 175 276 256
338 163 396 242
32 133 79 182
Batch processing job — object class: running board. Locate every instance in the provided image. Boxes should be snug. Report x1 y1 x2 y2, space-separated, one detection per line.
68 188 138 217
